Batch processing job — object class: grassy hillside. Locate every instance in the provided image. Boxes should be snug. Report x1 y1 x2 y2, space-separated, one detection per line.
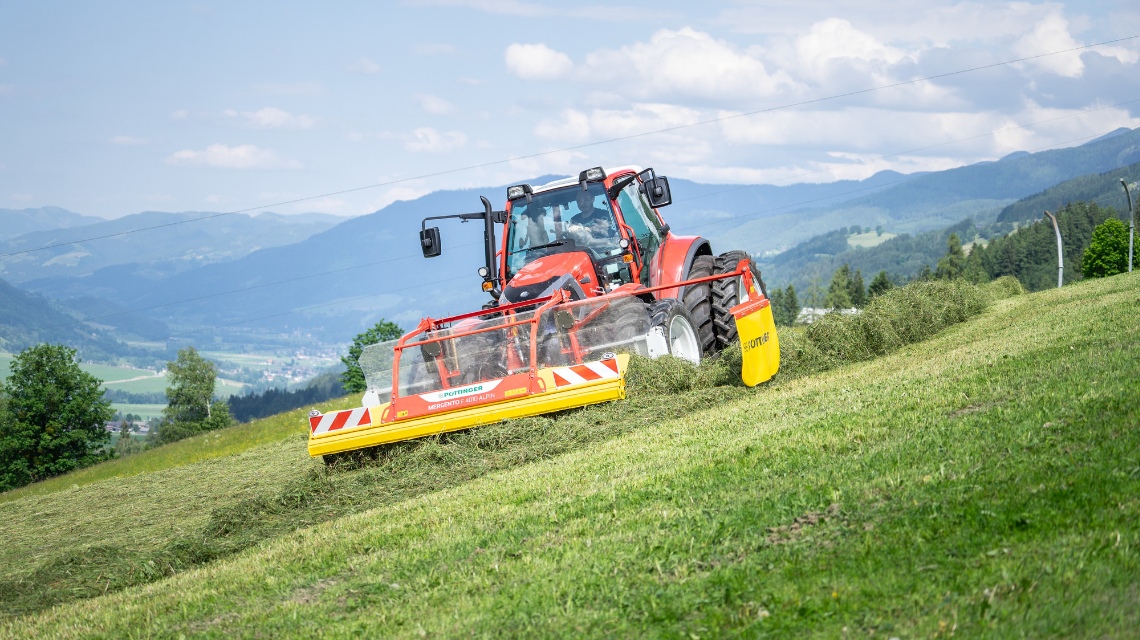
2 273 1138 637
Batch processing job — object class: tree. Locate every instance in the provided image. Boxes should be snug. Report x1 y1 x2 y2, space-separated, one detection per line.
341 320 403 393
868 270 893 298
824 265 853 309
847 268 867 308
155 347 233 445
916 264 933 281
1081 217 1129 278
0 344 114 491
783 284 800 325
935 233 966 280
769 287 786 326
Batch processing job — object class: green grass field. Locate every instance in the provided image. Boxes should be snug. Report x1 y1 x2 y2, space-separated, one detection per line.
847 230 897 248
1 273 1137 637
109 403 168 420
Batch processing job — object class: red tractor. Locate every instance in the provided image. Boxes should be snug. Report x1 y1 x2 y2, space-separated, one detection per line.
308 166 779 460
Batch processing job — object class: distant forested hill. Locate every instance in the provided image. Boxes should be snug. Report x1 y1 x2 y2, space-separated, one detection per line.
997 161 1139 222
0 210 342 283
0 207 100 241
0 278 135 359
762 157 1140 292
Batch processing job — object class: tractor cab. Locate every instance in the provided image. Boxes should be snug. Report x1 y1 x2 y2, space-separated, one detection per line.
499 167 673 303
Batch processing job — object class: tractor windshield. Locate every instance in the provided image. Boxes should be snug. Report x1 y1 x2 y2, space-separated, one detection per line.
505 182 622 277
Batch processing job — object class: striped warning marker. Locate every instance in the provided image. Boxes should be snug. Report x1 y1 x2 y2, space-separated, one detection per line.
309 407 372 435
551 358 620 388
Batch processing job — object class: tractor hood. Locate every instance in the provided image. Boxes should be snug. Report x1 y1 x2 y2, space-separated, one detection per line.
501 251 594 304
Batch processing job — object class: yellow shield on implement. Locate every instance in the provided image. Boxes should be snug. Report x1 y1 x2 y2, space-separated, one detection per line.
731 297 780 387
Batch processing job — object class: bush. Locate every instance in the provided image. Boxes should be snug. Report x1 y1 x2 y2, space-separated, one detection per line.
1081 217 1129 278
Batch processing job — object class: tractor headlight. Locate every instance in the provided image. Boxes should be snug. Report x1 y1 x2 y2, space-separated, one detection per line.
507 184 532 200
578 167 606 182
477 266 490 278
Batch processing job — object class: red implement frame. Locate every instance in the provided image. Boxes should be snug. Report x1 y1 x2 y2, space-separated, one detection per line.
383 260 758 423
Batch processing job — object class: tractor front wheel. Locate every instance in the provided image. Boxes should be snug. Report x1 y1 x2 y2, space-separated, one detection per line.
648 299 702 365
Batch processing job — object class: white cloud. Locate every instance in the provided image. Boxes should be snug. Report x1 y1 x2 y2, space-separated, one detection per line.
793 18 908 81
225 106 317 129
10 193 34 202
580 28 799 103
165 144 302 169
0 57 6 66
171 109 189 120
405 128 467 153
110 135 148 146
458 77 485 86
349 57 382 75
0 84 12 96
1014 11 1085 78
414 93 458 115
505 43 573 80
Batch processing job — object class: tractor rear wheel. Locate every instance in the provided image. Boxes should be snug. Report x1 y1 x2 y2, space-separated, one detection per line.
711 250 767 351
648 299 702 365
682 254 716 355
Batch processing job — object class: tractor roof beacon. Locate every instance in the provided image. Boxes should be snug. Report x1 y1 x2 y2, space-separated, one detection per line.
309 166 781 463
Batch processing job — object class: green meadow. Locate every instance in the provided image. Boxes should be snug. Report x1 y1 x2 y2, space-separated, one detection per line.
0 273 1136 637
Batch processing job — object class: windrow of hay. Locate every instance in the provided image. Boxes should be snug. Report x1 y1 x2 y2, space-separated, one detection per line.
776 277 1022 379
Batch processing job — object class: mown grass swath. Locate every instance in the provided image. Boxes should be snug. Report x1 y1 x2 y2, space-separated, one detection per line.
2 274 1136 637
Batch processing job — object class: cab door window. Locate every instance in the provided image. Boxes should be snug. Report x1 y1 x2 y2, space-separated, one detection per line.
616 180 663 283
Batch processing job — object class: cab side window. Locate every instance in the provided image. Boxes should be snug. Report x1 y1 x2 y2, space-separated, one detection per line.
616 181 663 283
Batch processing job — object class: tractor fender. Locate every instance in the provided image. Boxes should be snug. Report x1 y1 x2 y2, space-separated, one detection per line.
653 234 712 301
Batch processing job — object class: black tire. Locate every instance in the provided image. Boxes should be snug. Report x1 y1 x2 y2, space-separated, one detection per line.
648 299 702 365
579 297 650 361
681 254 716 355
711 250 767 351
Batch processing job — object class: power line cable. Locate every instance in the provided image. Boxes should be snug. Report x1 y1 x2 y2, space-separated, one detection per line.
674 129 1129 235
2 35 1134 261
155 126 1131 341
49 113 1136 336
672 98 1140 205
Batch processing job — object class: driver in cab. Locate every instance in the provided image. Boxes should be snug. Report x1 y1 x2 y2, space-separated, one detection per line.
567 190 620 253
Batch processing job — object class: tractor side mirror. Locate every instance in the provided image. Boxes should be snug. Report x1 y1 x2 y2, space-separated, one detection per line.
638 169 672 208
420 227 441 258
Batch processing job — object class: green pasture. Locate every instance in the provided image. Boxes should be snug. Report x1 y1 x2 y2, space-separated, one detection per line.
1 273 1137 637
110 403 167 420
846 230 897 248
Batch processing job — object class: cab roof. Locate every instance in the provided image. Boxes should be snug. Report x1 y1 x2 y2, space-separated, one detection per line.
529 165 643 195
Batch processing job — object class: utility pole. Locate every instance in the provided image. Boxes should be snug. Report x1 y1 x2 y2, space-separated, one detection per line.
1043 210 1063 288
1122 178 1135 273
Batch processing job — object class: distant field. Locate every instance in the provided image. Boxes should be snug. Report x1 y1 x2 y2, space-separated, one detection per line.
101 371 245 395
111 403 167 420
0 352 155 385
847 230 897 248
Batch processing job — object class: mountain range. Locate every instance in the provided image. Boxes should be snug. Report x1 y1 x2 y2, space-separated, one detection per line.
4 126 1140 354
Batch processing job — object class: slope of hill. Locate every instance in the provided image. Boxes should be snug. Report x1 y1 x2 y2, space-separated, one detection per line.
2 272 1136 636
0 278 133 358
0 207 100 241
725 126 1140 253
761 160 1140 292
0 210 341 284
997 161 1139 222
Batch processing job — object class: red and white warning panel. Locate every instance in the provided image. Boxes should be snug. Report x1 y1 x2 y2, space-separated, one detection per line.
309 407 372 435
551 357 620 388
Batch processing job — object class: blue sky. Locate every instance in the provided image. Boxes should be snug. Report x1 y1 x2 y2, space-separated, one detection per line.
1 0 1137 218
